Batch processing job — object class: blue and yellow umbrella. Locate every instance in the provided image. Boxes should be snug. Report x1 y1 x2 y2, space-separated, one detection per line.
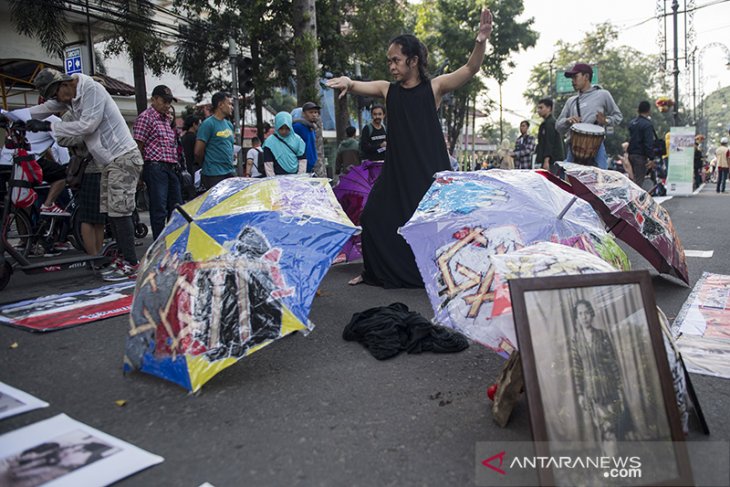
124 177 357 392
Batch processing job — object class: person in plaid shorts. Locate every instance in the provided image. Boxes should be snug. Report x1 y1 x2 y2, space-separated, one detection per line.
133 85 182 240
29 68 142 281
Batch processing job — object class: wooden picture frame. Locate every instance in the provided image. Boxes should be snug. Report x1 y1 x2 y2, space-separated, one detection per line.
509 270 693 486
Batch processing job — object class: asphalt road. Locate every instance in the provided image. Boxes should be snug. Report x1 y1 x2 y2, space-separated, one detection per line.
0 184 728 486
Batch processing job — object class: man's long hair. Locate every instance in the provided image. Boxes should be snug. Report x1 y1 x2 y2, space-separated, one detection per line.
389 34 430 82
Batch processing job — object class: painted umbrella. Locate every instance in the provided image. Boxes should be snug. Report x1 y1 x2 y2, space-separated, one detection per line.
556 162 689 284
399 170 629 357
124 177 357 392
489 241 620 326
332 160 383 262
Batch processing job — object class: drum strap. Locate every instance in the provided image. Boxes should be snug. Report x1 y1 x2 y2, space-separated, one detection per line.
575 95 581 118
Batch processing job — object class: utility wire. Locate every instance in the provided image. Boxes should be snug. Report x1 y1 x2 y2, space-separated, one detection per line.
625 0 730 29
62 0 186 38
55 1 237 54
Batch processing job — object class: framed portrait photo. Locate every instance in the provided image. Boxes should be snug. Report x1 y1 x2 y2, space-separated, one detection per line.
509 270 693 487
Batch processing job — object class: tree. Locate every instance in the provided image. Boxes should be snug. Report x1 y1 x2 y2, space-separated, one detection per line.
9 0 67 57
175 0 295 139
292 0 320 105
415 0 537 153
316 0 408 140
523 23 669 156
479 120 517 146
104 0 175 113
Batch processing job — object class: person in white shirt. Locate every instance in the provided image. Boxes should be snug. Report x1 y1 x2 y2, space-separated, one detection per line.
27 68 143 281
245 136 264 178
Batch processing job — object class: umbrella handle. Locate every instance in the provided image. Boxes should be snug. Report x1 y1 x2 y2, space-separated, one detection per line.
557 196 578 220
175 205 194 223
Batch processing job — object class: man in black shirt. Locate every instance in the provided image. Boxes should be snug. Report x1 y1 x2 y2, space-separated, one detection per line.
627 101 656 188
360 105 387 161
535 97 564 175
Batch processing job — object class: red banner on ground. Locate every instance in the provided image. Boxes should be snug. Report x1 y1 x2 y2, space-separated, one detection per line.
0 282 135 332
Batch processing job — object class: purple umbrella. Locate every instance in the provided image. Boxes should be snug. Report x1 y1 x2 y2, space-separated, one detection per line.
333 160 384 262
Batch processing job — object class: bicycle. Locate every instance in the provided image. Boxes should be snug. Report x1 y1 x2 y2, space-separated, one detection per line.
0 117 116 291
69 205 148 252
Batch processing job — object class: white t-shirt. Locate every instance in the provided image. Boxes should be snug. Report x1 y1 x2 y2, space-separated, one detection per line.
246 147 263 177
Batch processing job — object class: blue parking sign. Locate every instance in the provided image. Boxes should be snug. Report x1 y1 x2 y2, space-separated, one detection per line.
64 47 83 75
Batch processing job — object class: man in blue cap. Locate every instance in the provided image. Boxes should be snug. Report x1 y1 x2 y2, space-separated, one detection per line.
292 101 321 174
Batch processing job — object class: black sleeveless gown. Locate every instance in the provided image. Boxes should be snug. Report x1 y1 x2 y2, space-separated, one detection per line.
360 80 450 288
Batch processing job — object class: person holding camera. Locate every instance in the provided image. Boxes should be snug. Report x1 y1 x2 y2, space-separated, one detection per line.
627 101 658 188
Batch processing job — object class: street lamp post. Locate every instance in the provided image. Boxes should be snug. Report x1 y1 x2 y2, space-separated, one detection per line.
672 0 680 126
229 37 242 175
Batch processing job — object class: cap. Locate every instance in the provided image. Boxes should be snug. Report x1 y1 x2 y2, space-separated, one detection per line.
151 85 174 102
301 101 321 112
722 137 728 144
564 63 593 78
34 68 73 100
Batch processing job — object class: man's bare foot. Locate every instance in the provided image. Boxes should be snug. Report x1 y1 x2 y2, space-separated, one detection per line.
348 275 364 286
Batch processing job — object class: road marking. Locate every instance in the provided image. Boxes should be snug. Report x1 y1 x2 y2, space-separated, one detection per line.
653 196 673 204
685 250 714 258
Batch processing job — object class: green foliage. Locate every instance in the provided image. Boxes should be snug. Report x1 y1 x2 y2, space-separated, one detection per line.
98 1 174 76
483 0 539 84
293 32 320 103
317 0 407 81
9 0 68 57
8 0 172 77
175 18 230 98
701 85 730 144
268 90 298 113
479 120 518 145
523 23 669 156
174 0 295 104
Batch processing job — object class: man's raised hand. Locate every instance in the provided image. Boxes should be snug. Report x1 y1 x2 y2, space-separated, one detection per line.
326 77 353 99
476 8 493 43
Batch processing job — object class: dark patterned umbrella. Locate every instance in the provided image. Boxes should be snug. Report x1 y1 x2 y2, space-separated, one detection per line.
557 162 688 284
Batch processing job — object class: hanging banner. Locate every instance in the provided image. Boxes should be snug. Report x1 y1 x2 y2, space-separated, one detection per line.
666 126 695 196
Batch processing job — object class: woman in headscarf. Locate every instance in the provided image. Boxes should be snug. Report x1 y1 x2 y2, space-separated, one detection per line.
261 112 307 176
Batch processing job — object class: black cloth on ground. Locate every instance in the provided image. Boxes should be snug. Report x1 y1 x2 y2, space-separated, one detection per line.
359 81 451 289
342 302 469 360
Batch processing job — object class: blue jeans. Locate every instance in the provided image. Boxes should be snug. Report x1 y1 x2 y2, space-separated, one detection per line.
144 161 182 240
566 141 608 169
717 167 729 193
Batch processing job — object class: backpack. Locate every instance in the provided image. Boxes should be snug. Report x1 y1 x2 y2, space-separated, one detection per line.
651 127 666 158
256 147 265 176
11 149 43 209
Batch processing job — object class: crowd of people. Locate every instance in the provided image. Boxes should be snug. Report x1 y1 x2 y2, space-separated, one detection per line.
3 72 334 284
2 4 725 290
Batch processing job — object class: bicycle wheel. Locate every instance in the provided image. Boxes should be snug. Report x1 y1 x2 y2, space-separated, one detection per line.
3 210 33 258
70 206 85 251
